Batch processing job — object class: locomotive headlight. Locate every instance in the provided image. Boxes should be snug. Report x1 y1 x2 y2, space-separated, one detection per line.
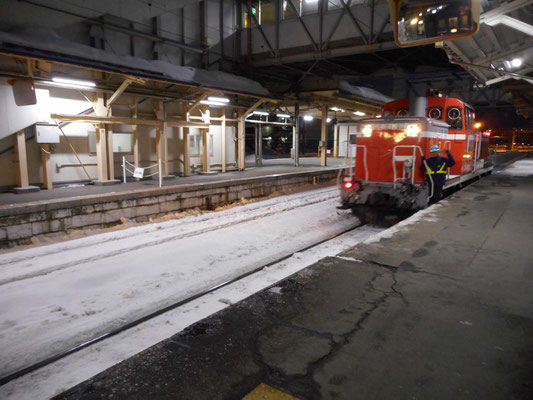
361 124 373 137
405 124 421 137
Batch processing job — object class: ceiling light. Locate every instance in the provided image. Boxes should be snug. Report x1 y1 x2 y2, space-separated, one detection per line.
511 58 522 68
376 114 382 118
418 12 422 17
207 96 230 103
253 110 269 116
51 76 96 88
354 111 366 116
432 9 437 14
200 100 226 106
303 115 313 121
410 18 418 25
326 118 331 123
330 107 344 112
418 20 423 25
276 113 291 118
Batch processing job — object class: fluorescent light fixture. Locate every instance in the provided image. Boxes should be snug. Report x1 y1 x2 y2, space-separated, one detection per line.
511 58 522 68
418 12 422 17
376 114 382 118
207 96 230 103
418 20 423 25
354 111 366 116
303 115 313 121
330 107 344 112
253 110 269 116
200 100 226 106
432 9 437 14
326 118 331 123
276 113 291 118
51 76 96 88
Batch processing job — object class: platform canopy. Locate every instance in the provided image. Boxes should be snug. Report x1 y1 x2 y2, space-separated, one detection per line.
443 0 533 118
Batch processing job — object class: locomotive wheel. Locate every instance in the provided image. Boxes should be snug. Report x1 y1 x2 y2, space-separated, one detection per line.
351 206 379 225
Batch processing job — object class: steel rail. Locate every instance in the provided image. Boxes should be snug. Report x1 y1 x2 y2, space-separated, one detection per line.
0 220 364 387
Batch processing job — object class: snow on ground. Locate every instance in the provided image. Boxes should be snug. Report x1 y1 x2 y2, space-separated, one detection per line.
0 189 383 400
499 158 533 177
0 187 366 383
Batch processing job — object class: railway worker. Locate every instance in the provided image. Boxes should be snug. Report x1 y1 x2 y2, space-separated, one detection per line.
420 145 455 204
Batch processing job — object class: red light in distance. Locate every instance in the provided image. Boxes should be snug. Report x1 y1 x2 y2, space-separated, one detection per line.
344 182 354 189
482 131 491 137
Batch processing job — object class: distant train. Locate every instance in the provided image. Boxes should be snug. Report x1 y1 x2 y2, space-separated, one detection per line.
339 96 493 223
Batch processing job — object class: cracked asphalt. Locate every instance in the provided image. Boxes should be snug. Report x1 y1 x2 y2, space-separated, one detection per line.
56 173 533 400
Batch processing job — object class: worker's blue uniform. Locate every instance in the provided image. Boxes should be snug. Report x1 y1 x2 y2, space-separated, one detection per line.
420 152 456 203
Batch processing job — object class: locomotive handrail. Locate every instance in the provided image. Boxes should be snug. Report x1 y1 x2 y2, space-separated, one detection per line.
443 141 452 178
392 145 434 200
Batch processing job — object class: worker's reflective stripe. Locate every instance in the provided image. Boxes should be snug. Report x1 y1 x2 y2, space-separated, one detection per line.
437 163 447 173
426 163 447 174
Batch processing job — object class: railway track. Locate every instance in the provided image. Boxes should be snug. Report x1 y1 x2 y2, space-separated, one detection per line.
0 221 369 387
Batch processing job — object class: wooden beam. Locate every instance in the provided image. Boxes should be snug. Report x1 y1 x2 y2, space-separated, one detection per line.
52 113 161 126
14 130 29 187
40 144 53 190
321 105 328 167
244 99 266 116
185 92 209 115
167 120 209 128
107 78 133 107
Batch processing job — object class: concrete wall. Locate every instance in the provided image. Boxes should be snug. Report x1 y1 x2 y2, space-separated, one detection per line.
0 169 339 248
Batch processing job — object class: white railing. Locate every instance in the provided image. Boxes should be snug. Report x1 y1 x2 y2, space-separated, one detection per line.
122 157 163 188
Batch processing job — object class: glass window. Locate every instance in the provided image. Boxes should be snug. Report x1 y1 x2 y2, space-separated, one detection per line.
327 0 343 11
283 0 299 19
465 108 473 130
446 107 463 130
396 108 409 116
302 0 318 15
190 134 214 157
260 0 276 24
88 131 133 154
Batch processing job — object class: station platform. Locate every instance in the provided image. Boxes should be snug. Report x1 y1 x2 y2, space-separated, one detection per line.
56 158 533 399
0 157 345 248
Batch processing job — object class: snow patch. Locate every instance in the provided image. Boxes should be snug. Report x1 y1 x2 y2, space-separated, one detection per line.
500 159 533 177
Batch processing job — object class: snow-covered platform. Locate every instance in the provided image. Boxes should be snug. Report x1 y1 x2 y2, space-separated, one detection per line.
0 158 345 248
54 158 533 399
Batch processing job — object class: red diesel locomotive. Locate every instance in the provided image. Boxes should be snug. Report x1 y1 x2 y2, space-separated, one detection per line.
340 96 493 222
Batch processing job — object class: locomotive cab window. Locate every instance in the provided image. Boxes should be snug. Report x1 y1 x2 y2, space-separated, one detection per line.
465 107 474 130
396 108 408 116
427 107 443 120
446 106 463 130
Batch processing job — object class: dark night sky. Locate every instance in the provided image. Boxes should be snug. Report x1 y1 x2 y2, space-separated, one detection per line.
477 107 533 130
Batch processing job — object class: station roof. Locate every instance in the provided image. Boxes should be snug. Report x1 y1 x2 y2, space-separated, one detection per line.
0 27 271 99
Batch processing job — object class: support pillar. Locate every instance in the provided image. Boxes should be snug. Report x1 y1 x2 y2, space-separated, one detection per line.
131 99 140 180
255 124 263 166
321 105 328 167
221 108 226 172
184 112 191 177
154 99 171 178
238 114 246 171
333 124 339 158
12 130 39 193
106 118 114 180
294 103 300 166
40 144 53 190
96 125 108 182
201 128 210 172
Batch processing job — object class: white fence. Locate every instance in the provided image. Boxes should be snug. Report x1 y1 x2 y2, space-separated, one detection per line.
122 157 162 188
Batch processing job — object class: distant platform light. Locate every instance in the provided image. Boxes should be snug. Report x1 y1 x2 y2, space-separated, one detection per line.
207 96 230 103
276 113 291 118
326 118 332 123
200 100 226 106
474 122 482 129
51 76 96 88
354 111 366 116
303 115 313 121
410 18 418 25
330 107 344 112
253 110 269 116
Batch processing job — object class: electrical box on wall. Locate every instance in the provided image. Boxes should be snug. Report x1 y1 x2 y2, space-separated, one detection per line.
33 123 60 144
